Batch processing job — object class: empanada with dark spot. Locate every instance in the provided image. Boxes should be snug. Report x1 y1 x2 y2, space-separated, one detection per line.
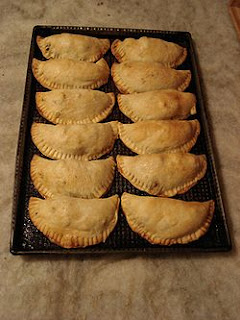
36 89 115 124
111 37 187 67
30 155 115 199
118 89 196 121
37 33 110 62
31 121 118 160
29 195 119 248
32 58 109 90
111 61 191 93
121 193 214 245
117 153 207 197
118 120 200 154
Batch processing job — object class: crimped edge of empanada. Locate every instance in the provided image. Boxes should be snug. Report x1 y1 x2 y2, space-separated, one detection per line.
31 121 119 160
121 193 215 245
118 120 200 154
29 195 120 248
32 58 109 90
36 36 110 62
111 63 134 94
30 155 53 199
30 155 116 199
35 92 115 124
111 39 187 68
118 94 197 122
36 36 54 59
176 70 191 91
173 47 187 68
117 94 135 120
116 154 207 197
111 39 125 62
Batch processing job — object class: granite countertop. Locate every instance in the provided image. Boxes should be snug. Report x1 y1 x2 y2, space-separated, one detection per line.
0 1 240 319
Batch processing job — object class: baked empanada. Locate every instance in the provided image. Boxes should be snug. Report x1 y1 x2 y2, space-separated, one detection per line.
31 121 118 160
30 155 115 199
37 33 110 62
118 120 200 154
36 89 115 124
32 58 109 90
111 61 191 93
111 37 187 67
29 195 119 248
121 193 214 245
117 153 207 197
118 89 196 122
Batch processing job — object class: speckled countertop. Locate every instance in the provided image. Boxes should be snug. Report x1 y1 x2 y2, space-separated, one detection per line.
0 1 240 319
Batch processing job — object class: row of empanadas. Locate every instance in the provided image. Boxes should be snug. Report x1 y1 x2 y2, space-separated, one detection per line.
36 89 115 124
36 33 187 67
32 33 117 249
36 88 196 125
32 56 191 93
111 36 187 67
30 155 115 199
31 121 118 160
31 152 206 199
36 33 186 67
28 193 214 248
31 120 200 160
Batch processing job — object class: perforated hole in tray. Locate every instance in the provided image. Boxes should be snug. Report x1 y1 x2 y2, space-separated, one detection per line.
12 27 230 253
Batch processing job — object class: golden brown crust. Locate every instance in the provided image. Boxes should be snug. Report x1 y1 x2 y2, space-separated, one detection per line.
31 122 118 160
35 91 115 125
36 34 110 62
118 90 197 122
172 47 187 68
32 58 109 90
111 37 187 68
30 155 116 199
111 62 191 94
116 154 207 197
111 62 132 93
121 193 214 245
29 195 119 248
118 120 200 154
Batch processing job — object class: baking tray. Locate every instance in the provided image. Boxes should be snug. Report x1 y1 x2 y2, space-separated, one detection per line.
10 25 231 254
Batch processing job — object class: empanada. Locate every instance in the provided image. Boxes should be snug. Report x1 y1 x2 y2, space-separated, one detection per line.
118 120 200 154
37 33 110 62
118 89 196 121
117 153 207 197
30 155 115 199
32 58 109 90
36 89 115 124
31 121 118 160
29 195 119 248
121 193 214 245
111 37 187 67
111 61 191 93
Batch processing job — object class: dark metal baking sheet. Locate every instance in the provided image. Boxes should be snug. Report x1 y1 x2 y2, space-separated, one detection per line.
10 25 231 254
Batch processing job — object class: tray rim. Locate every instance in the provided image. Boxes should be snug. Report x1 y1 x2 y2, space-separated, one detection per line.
10 25 232 255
